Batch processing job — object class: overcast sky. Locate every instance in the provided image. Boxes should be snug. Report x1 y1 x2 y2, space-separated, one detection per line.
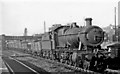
0 0 119 36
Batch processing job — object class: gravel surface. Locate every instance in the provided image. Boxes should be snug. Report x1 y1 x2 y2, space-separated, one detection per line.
15 56 72 72
2 49 72 72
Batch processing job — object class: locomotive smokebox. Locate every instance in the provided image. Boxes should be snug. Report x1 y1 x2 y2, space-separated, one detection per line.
85 18 92 27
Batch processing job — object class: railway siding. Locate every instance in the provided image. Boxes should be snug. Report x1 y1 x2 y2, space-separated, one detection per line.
4 49 120 74
14 56 72 72
3 49 103 74
9 50 97 73
4 49 97 73
3 49 73 72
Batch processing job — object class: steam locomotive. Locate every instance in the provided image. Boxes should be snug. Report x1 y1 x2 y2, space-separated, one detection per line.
29 18 107 72
6 18 109 72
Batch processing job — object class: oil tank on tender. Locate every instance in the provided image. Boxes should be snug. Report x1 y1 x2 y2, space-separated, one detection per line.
58 18 104 49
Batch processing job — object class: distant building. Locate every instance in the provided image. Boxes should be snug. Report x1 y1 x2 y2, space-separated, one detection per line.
103 24 115 41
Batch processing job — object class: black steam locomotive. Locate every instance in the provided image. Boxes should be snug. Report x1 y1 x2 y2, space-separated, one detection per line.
31 18 106 72
7 18 111 72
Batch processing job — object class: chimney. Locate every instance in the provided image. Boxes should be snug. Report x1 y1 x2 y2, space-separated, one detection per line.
24 28 27 36
85 18 92 27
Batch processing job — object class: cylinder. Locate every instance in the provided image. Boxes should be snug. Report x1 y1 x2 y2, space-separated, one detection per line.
85 18 92 27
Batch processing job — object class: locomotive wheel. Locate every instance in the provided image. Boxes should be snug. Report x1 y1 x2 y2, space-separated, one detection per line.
49 51 52 59
50 54 54 60
72 62 77 67
60 59 63 63
46 51 48 59
83 60 90 70
68 60 72 65
67 60 70 65
83 63 87 69
46 51 49 59
65 60 68 64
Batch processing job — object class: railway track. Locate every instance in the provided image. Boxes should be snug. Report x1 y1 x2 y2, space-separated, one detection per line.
2 56 49 74
6 49 99 73
4 49 120 74
3 57 39 74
